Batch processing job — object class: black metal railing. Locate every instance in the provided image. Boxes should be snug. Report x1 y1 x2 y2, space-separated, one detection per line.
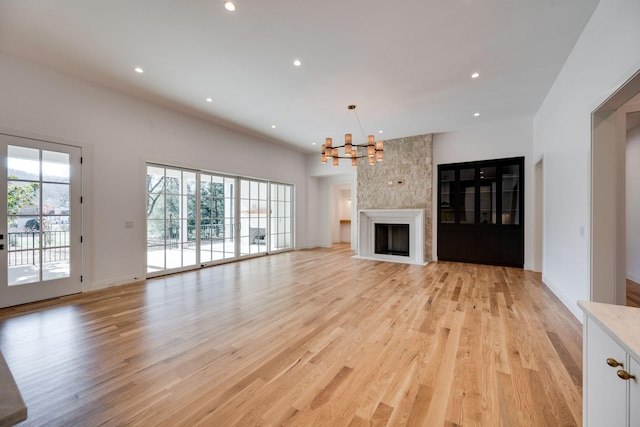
7 231 70 266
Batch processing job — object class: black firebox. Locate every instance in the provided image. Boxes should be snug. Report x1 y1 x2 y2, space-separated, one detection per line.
374 223 410 257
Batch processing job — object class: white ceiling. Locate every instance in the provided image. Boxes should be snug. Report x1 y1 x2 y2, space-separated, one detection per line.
0 0 599 153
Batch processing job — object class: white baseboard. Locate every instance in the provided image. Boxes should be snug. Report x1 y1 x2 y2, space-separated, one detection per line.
628 271 640 284
88 274 141 292
542 275 583 323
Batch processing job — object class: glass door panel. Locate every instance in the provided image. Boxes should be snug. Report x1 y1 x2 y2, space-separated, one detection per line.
240 179 268 256
1 135 82 308
479 166 496 224
182 171 197 267
270 183 293 252
501 164 520 225
459 168 476 224
439 169 455 224
146 165 199 274
200 173 236 263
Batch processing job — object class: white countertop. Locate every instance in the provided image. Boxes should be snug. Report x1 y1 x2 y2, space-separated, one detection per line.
579 300 640 362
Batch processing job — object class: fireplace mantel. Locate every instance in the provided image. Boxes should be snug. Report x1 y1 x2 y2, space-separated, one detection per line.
354 209 427 265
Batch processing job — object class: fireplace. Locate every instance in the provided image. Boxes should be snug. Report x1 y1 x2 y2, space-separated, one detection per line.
375 224 410 257
355 209 426 265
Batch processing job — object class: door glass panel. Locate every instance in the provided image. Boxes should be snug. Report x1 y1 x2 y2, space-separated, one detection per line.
480 167 496 224
459 168 475 224
439 169 455 224
200 174 236 263
7 146 39 179
146 166 199 273
270 183 293 252
502 164 520 225
240 179 268 256
7 145 72 286
42 150 70 183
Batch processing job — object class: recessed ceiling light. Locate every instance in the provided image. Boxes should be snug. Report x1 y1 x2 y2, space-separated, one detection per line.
378 130 384 134
271 125 276 128
312 142 316 146
205 97 213 102
134 67 144 73
471 72 480 79
224 1 236 12
474 112 480 117
293 59 302 67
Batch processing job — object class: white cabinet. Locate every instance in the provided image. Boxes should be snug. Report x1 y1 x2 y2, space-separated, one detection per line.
630 357 640 425
581 302 640 427
585 317 635 426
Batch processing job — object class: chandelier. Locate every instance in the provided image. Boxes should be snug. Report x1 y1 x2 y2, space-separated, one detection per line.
321 105 384 166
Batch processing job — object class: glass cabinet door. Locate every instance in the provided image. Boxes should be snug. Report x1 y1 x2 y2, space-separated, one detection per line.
438 158 522 227
437 156 524 267
439 169 455 224
459 168 476 224
501 164 520 225
479 167 496 224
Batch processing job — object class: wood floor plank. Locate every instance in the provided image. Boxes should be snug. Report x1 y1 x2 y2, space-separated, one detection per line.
0 244 584 426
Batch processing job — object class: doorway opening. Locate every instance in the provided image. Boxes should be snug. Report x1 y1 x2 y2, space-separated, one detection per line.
591 69 640 305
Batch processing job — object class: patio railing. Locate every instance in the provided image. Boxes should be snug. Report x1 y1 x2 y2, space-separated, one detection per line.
8 231 70 267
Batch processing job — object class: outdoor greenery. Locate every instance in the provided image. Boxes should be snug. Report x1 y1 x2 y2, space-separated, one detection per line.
146 171 226 243
7 175 39 219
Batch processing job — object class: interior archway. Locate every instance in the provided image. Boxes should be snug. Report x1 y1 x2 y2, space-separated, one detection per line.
591 69 640 304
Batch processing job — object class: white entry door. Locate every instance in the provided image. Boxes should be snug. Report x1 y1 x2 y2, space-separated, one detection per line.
0 134 82 308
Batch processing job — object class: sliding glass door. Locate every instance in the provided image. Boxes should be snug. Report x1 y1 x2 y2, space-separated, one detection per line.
146 165 198 274
200 173 235 264
270 183 293 252
146 164 293 276
239 179 268 257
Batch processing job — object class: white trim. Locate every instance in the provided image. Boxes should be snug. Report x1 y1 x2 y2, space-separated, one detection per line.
355 209 427 265
90 274 140 291
543 275 583 322
627 271 640 284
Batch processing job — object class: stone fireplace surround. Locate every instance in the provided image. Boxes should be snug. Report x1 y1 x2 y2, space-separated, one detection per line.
356 133 433 263
355 209 427 265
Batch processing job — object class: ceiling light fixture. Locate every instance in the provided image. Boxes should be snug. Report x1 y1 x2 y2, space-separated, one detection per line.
474 112 480 117
224 1 236 11
471 72 480 79
206 97 213 102
271 125 276 128
134 67 144 73
293 59 302 67
321 105 384 167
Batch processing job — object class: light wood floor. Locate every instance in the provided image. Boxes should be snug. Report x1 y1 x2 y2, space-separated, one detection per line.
627 279 640 308
0 245 583 426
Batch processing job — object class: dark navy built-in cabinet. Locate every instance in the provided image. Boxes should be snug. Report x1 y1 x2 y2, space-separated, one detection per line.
437 157 524 268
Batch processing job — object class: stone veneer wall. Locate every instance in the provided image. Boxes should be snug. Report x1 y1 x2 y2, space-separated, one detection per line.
357 133 433 261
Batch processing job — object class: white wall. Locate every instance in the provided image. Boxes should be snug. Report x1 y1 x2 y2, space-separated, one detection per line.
628 124 640 283
432 119 534 268
533 0 640 318
0 53 313 289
